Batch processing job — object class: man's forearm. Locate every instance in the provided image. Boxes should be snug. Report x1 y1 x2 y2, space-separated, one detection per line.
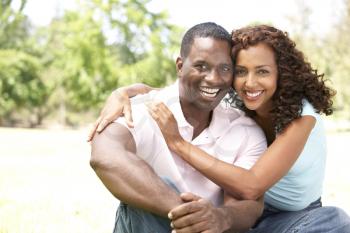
90 123 183 217
221 195 264 232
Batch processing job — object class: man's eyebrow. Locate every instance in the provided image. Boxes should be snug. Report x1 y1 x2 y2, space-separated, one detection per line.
193 59 206 63
222 63 233 67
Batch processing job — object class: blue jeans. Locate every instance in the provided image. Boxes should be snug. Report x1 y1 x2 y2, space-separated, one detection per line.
249 198 350 233
113 178 178 233
113 203 171 233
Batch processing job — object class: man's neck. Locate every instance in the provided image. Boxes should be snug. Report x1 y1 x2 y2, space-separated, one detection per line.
180 102 213 140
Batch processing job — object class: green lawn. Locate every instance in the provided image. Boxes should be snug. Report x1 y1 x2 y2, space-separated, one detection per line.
0 127 116 233
0 127 349 232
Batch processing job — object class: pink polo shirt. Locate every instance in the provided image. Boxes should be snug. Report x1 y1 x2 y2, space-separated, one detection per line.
116 81 266 206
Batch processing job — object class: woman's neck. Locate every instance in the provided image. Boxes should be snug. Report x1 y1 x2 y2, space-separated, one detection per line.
255 106 271 119
254 114 276 146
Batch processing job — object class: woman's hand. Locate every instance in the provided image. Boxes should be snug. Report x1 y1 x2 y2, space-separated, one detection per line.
87 88 133 141
147 102 185 152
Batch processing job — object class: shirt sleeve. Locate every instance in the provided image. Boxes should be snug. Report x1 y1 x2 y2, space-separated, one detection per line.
114 94 156 151
301 100 318 118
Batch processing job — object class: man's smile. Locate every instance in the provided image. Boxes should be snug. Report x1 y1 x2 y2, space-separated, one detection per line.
199 86 220 98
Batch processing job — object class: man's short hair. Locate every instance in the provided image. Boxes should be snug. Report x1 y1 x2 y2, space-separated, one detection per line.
180 22 232 58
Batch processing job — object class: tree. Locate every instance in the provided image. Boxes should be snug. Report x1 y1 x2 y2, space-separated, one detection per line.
36 0 180 125
0 0 51 127
0 50 48 126
285 0 350 119
88 0 180 87
0 0 181 126
0 0 29 49
324 0 350 118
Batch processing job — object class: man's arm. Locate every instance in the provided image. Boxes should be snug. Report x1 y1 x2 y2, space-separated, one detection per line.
169 192 263 233
90 122 182 217
221 193 264 233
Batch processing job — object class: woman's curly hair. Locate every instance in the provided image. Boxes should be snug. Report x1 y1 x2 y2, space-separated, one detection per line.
229 25 336 133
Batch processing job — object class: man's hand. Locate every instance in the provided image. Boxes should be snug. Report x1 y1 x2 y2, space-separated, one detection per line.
168 193 228 233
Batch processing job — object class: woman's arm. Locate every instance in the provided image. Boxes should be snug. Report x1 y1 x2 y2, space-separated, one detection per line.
118 83 160 98
87 83 158 141
244 115 316 198
148 102 316 200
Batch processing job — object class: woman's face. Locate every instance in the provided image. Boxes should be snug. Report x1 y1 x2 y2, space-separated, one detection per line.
233 43 278 115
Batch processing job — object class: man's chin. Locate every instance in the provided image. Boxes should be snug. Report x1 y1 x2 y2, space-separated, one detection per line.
196 99 220 111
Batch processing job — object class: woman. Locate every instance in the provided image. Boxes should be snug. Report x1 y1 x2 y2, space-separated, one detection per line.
88 25 350 232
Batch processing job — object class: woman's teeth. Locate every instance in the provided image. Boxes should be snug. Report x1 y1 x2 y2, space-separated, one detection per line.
246 91 263 98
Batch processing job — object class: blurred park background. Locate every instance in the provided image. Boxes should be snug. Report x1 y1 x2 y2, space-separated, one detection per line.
0 0 350 232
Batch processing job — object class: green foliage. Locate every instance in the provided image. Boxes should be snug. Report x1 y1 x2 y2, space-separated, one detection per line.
88 0 180 87
0 0 51 127
117 26 180 87
0 0 181 126
286 0 350 120
1 0 350 127
0 50 48 126
0 0 29 49
3 0 350 127
47 11 118 111
324 0 350 118
46 0 180 115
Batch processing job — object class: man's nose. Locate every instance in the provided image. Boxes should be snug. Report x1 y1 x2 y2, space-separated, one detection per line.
206 69 223 84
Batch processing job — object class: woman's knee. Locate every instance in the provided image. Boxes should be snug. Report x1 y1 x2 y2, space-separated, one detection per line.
311 206 350 228
323 206 350 219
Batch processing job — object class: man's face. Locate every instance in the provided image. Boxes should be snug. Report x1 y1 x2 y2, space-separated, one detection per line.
177 37 233 112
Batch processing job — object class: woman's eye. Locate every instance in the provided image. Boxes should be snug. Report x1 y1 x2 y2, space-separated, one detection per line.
257 69 269 75
234 69 246 76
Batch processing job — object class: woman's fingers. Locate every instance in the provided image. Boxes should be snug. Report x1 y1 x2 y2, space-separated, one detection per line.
123 103 134 128
87 89 134 141
147 102 175 124
96 117 113 133
87 117 102 142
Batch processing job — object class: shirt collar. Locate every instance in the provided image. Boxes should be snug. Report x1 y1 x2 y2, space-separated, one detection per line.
207 103 232 139
162 80 190 128
159 81 234 140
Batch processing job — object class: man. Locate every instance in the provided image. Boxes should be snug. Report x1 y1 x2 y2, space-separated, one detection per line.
90 22 267 232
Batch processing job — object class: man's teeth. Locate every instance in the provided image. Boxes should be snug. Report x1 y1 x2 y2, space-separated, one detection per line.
200 87 220 98
200 87 219 93
246 91 263 98
202 92 217 97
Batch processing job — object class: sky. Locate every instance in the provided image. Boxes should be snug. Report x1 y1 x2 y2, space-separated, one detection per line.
19 0 344 36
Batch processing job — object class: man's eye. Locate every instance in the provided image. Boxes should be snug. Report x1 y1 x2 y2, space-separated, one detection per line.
195 64 208 71
221 65 232 73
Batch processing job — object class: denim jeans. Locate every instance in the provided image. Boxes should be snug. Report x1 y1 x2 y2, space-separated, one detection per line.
113 177 178 233
113 188 350 233
113 202 171 233
249 198 350 233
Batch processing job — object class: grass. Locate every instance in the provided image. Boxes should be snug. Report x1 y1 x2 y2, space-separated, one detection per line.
0 125 349 232
0 127 117 233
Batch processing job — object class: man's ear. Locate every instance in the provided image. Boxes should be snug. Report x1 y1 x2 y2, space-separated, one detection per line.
176 56 183 77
